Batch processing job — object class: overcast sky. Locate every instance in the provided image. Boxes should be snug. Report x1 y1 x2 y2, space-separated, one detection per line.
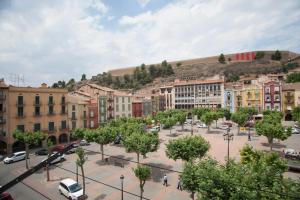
0 0 300 86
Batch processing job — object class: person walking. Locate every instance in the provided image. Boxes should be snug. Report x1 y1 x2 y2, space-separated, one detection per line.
163 174 168 187
177 177 182 190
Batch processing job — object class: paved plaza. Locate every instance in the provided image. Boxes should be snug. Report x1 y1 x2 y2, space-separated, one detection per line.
1 121 300 200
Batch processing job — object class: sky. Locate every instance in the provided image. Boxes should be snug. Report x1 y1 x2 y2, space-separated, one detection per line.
0 0 300 86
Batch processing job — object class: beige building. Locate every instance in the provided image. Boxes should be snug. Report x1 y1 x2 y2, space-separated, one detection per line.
0 81 68 154
114 92 132 119
282 83 300 120
67 93 89 132
160 85 174 110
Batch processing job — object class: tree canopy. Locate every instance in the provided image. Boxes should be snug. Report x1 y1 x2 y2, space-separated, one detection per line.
165 136 210 162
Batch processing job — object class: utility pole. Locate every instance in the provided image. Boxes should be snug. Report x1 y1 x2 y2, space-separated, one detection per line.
223 128 234 162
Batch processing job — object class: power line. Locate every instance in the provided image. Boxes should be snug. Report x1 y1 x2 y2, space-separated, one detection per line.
20 181 52 200
54 165 151 200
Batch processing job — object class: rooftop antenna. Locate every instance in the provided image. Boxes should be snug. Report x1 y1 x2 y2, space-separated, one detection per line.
8 73 25 87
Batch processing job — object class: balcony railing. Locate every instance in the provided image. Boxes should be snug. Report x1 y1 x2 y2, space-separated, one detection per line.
16 101 25 107
0 107 6 113
0 119 6 124
33 112 41 117
16 114 25 118
71 116 77 120
47 112 55 116
48 101 55 105
59 126 68 131
61 111 67 115
43 127 57 133
0 94 6 101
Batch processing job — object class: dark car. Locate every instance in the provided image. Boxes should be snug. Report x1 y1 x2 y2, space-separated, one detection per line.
52 145 65 152
65 148 76 155
35 148 48 156
0 192 14 200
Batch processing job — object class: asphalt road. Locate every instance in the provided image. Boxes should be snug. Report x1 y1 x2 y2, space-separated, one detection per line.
0 159 49 200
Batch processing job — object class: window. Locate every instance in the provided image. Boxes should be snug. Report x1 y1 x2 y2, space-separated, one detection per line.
128 104 131 111
35 106 40 116
72 121 76 130
128 97 131 103
49 105 54 114
122 104 125 111
61 120 67 129
116 104 119 112
83 111 87 118
18 107 24 117
72 112 76 120
83 120 87 128
90 121 94 128
0 104 2 112
100 106 105 112
35 96 40 105
49 96 54 104
17 125 25 132
72 105 75 111
61 96 65 104
90 111 94 117
48 122 54 131
100 116 105 122
122 97 125 103
116 97 119 103
61 105 66 114
18 96 23 105
34 123 40 132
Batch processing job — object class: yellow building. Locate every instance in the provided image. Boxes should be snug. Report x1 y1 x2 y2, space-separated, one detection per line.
241 84 263 113
282 83 300 120
0 81 68 154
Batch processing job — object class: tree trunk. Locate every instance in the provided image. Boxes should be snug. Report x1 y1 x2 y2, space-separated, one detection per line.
237 125 240 135
208 125 210 132
215 120 218 128
100 144 104 160
46 153 50 181
140 180 143 200
81 165 85 196
191 192 195 200
137 153 140 164
268 137 273 151
25 144 29 169
76 164 78 182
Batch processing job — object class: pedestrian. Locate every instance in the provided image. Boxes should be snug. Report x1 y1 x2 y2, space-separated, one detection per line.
163 174 168 187
177 177 182 190
85 154 88 161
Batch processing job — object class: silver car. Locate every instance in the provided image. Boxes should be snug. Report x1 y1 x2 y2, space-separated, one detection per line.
3 151 26 164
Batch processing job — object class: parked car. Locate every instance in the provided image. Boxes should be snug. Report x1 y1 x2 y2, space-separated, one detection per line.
52 144 65 152
284 148 299 160
65 148 76 155
58 178 83 200
197 123 208 128
292 128 299 134
35 148 48 156
149 126 160 133
0 192 14 200
79 140 90 146
0 154 4 161
219 125 229 130
3 151 26 164
223 122 233 127
42 152 65 165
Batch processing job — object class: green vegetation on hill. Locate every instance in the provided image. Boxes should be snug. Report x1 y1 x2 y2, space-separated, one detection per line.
91 60 174 90
286 72 300 83
51 78 76 91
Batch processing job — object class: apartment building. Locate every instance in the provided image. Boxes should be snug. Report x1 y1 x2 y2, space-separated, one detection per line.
263 81 282 111
67 93 89 132
224 87 235 113
132 101 143 118
282 83 300 121
174 79 224 109
241 84 263 112
0 81 68 154
87 99 98 129
114 93 132 119
160 85 174 110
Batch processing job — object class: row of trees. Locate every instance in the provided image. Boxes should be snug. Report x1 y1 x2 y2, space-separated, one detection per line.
51 78 76 91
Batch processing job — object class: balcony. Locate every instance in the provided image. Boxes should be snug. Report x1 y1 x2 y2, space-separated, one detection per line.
60 111 67 115
16 113 25 118
274 99 280 102
61 101 66 105
48 101 55 105
33 112 41 117
81 115 87 119
0 107 6 113
43 127 57 133
108 106 113 111
71 116 77 120
47 112 55 116
59 126 68 131
0 94 6 101
34 101 41 106
16 101 25 107
0 119 6 124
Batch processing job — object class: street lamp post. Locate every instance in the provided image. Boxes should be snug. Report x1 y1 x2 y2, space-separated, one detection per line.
223 128 234 162
191 113 194 135
120 175 124 200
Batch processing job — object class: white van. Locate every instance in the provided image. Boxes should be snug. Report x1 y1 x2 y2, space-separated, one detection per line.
58 178 84 200
3 151 26 164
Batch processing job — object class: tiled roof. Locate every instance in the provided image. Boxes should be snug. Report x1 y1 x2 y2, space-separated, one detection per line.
174 79 224 86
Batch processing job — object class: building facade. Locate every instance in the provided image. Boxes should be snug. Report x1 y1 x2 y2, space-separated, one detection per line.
160 85 174 110
114 94 132 119
224 88 235 113
0 82 68 154
87 99 98 129
132 101 142 118
282 83 300 121
241 84 263 112
263 81 282 111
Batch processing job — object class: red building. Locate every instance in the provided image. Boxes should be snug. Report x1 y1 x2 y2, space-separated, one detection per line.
132 102 142 118
263 81 281 111
235 52 256 61
87 99 98 129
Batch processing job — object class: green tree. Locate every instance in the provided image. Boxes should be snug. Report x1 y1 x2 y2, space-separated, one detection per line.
286 72 300 83
122 132 159 163
231 112 248 135
271 50 282 61
201 112 215 132
162 117 177 135
92 127 116 160
149 64 157 78
72 128 86 140
133 165 151 200
181 162 201 200
13 130 45 169
192 108 210 121
174 110 187 131
292 106 300 124
255 51 265 60
255 117 291 151
165 136 210 162
75 147 86 196
81 74 87 81
218 53 226 64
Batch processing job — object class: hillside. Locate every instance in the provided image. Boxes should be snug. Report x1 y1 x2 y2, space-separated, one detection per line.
88 50 300 92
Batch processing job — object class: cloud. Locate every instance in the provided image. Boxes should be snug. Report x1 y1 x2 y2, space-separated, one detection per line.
137 0 151 8
0 0 300 86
